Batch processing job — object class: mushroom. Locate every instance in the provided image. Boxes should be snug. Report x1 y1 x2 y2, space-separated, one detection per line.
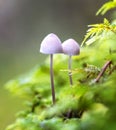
62 39 80 86
40 33 62 104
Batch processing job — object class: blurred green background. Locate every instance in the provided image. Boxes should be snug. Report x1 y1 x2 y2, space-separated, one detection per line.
0 0 110 129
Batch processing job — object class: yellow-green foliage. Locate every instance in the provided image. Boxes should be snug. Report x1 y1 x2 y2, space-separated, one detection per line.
82 0 116 46
81 18 116 46
96 0 116 15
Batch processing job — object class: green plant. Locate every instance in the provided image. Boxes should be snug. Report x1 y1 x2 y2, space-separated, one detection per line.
82 0 116 46
81 18 116 46
5 0 116 130
96 0 116 15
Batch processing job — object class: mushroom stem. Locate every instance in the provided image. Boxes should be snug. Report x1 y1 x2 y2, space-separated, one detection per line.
50 54 56 104
68 55 73 86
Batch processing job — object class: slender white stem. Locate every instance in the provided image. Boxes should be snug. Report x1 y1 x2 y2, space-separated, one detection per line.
68 55 73 86
50 54 55 104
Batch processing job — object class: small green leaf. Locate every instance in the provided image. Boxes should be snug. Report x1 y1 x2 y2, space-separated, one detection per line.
96 0 116 15
81 18 116 46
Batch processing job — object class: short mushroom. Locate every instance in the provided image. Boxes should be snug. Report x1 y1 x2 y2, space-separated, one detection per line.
62 39 80 86
40 33 62 104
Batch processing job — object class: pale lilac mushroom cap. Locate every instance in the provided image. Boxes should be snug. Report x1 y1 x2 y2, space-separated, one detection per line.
62 39 80 86
62 39 80 56
40 33 63 54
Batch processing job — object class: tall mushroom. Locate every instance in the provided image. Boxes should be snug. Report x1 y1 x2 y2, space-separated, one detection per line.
40 33 62 104
62 39 80 86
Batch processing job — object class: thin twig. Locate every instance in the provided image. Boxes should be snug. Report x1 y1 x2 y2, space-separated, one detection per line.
108 65 116 75
94 60 112 83
31 103 39 113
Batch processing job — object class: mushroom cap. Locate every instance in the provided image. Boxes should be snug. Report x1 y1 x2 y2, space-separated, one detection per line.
62 39 80 56
40 33 63 54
